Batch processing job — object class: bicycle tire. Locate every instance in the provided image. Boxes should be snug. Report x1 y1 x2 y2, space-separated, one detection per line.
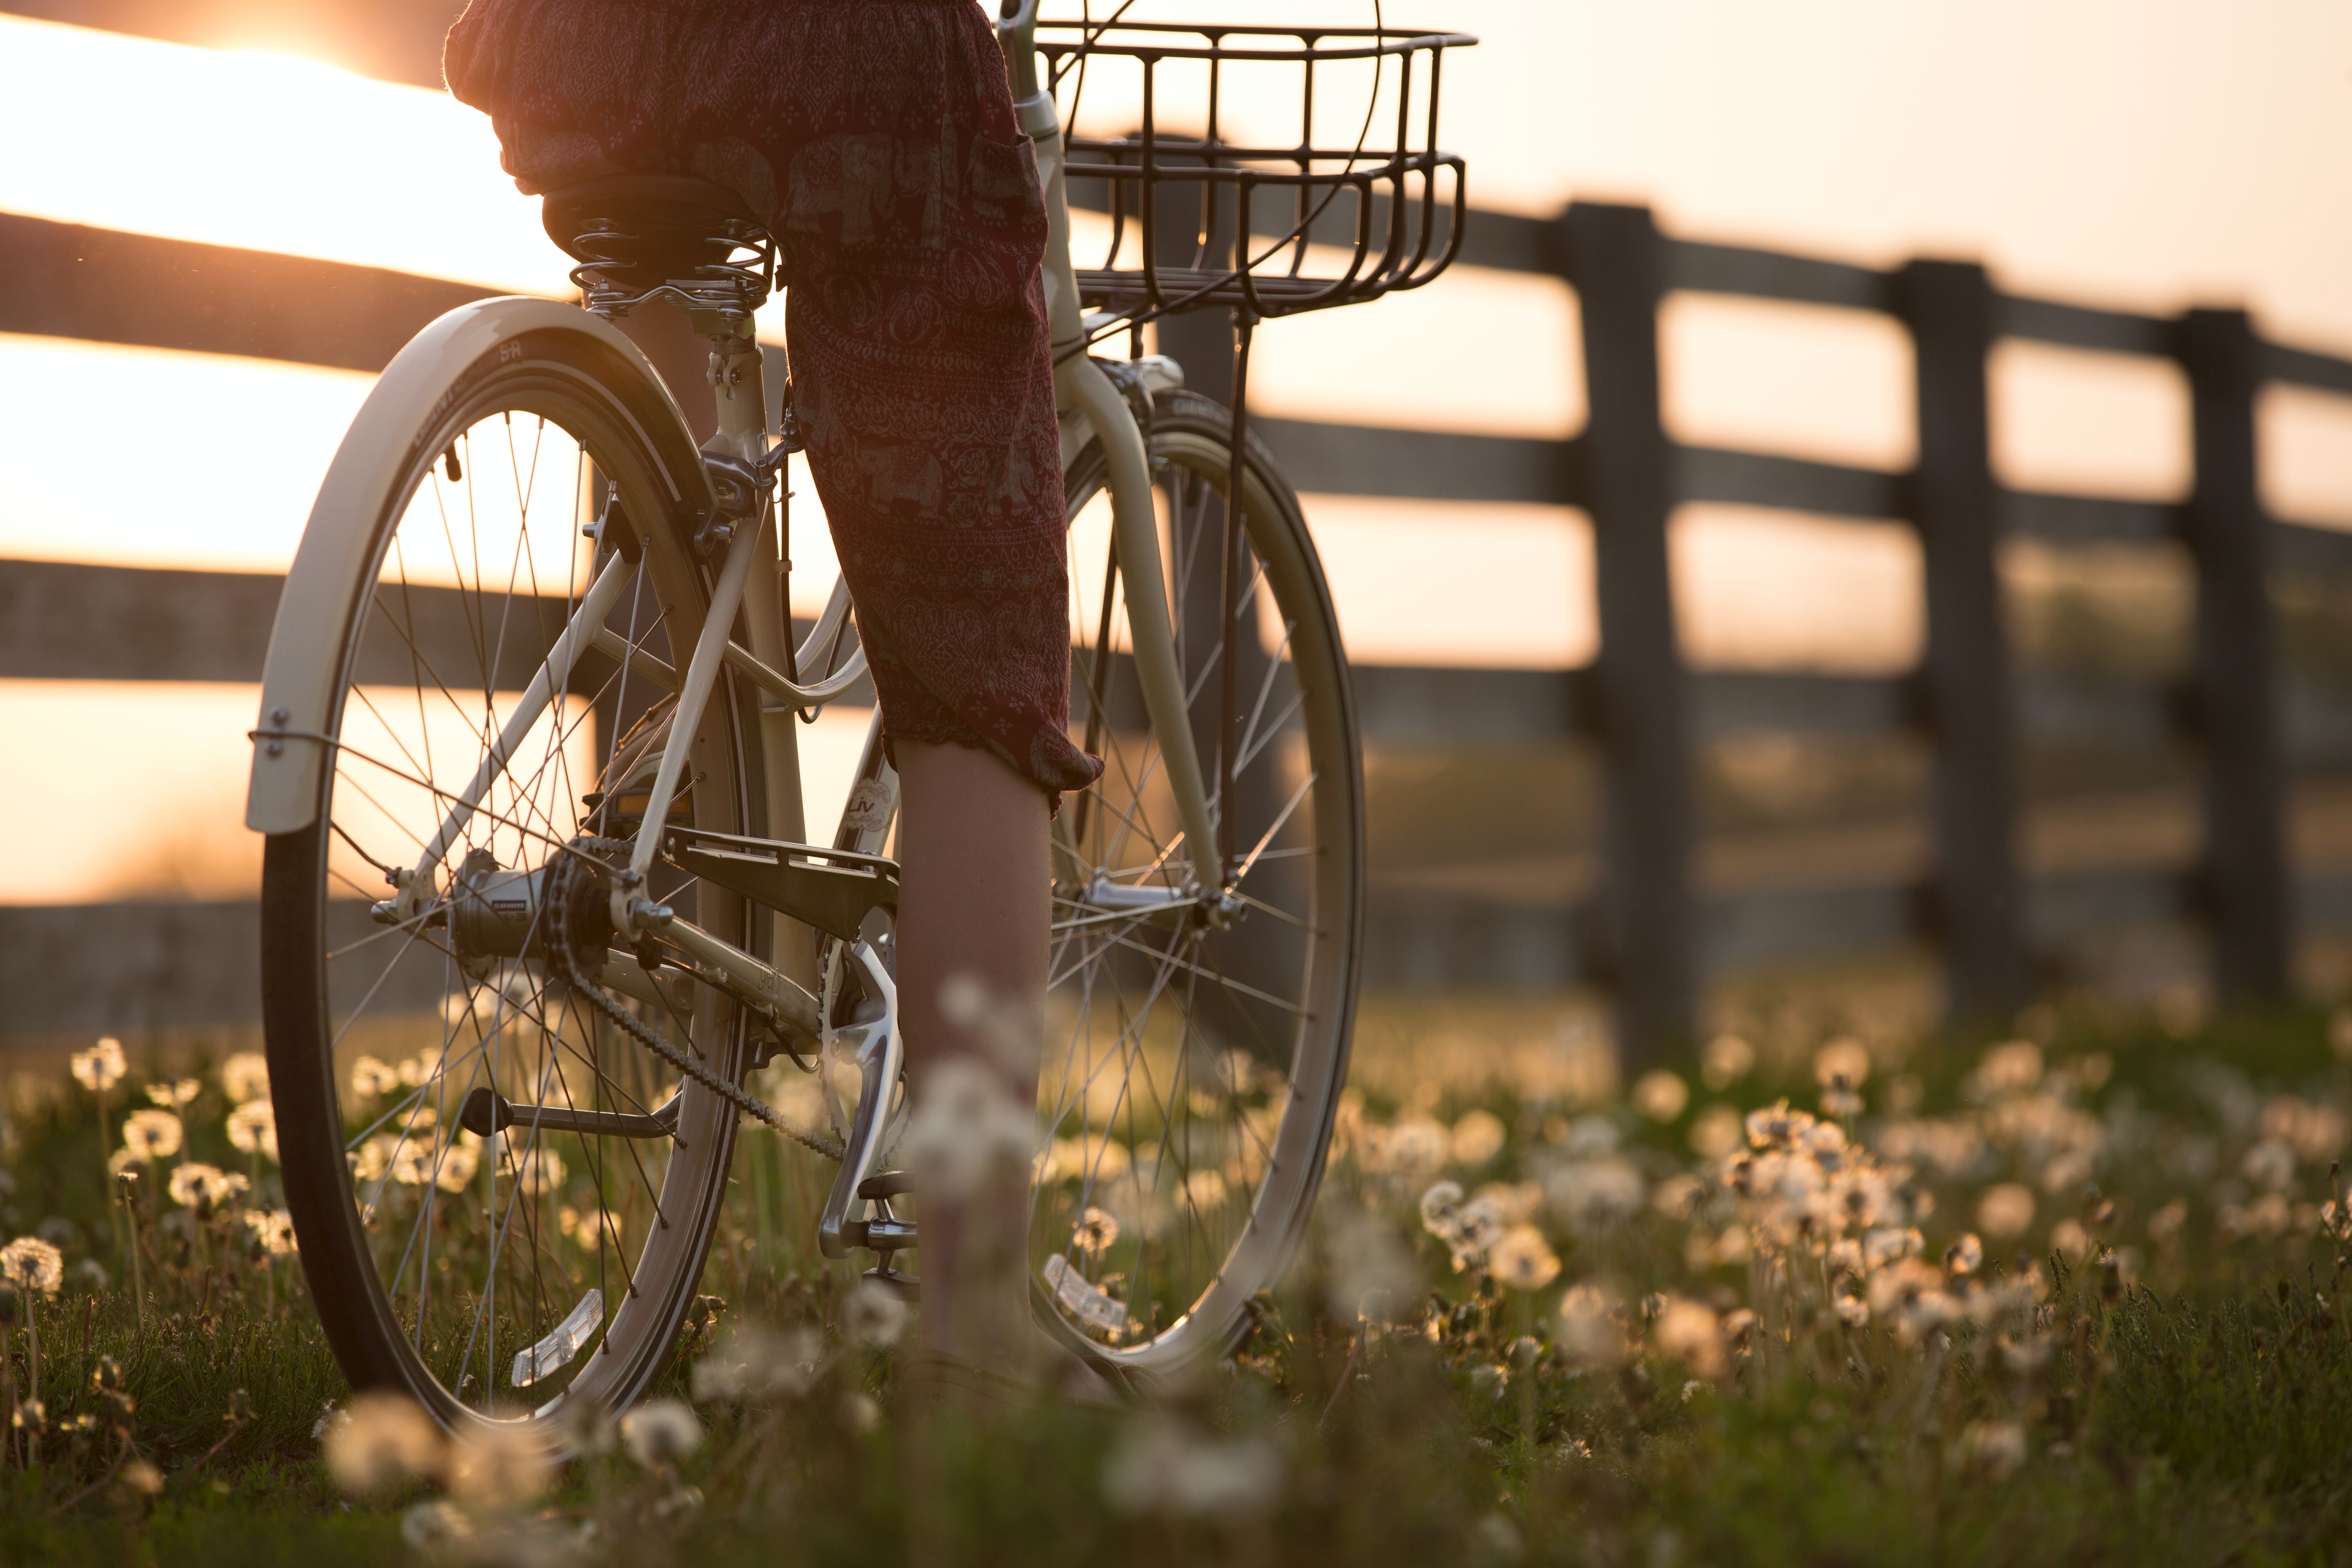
259 299 766 1439
1027 386 1365 1380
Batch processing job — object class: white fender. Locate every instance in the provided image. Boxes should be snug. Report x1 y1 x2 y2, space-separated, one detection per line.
244 297 694 835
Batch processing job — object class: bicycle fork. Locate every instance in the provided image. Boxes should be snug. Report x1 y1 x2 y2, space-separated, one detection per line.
1018 55 1229 902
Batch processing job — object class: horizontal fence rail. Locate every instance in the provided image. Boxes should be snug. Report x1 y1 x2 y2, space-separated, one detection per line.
5 199 2352 1054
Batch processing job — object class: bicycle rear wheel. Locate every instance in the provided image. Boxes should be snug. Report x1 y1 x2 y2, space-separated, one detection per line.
1034 387 1364 1378
257 302 766 1437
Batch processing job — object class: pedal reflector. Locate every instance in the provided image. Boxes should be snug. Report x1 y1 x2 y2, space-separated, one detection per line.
1043 1252 1132 1336
511 1290 604 1386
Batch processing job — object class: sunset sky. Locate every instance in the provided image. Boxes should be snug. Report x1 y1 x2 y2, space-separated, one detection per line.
2 2 2348 901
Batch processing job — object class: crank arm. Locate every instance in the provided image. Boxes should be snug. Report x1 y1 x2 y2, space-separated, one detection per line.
457 1084 680 1141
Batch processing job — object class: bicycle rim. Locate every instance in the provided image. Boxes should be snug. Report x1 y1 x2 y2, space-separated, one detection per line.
261 326 760 1437
1034 388 1364 1377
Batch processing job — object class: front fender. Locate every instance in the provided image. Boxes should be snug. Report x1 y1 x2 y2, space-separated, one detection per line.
245 297 699 834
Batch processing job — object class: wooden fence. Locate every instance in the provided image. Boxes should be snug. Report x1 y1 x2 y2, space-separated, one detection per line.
5 200 2352 1058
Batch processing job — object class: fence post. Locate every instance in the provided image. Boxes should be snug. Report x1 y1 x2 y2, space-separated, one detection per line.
1560 201 1694 1065
1898 260 2029 1020
2180 307 2291 1002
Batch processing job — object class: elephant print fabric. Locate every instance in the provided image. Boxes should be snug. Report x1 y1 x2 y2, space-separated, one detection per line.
445 0 1104 797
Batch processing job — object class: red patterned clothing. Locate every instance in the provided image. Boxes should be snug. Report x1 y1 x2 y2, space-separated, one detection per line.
445 0 1102 797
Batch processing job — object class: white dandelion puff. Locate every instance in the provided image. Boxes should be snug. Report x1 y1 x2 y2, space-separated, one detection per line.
70 1038 125 1094
226 1100 278 1162
619 1398 703 1467
220 1052 270 1105
119 1109 184 1162
0 1237 64 1298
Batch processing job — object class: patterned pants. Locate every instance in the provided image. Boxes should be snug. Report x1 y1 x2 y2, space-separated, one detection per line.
446 0 1102 797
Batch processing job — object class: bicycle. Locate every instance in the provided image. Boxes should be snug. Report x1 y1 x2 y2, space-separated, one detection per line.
245 2 1472 1441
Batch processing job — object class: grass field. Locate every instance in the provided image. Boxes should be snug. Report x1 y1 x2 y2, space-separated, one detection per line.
4 994 2352 1565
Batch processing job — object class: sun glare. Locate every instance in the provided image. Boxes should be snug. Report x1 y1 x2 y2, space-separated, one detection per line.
0 333 372 574
0 13 565 294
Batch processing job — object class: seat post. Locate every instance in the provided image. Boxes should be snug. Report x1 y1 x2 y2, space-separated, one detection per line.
699 319 768 461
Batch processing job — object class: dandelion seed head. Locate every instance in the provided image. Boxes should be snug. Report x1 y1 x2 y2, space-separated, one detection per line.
1813 1036 1872 1089
619 1398 703 1467
1487 1225 1562 1291
434 1141 481 1194
443 1419 555 1506
900 1059 1037 1199
242 1209 297 1257
688 1325 824 1404
1325 1205 1416 1321
1557 1283 1625 1365
226 1100 278 1161
1072 1206 1120 1255
1102 1414 1285 1518
1652 1297 1726 1378
2242 1138 2297 1192
400 1500 471 1555
1366 1115 1450 1178
1419 1180 1465 1235
1960 1419 2027 1480
0 1237 63 1298
350 1056 401 1099
1639 1172 1699 1223
1970 1040 2044 1100
1542 1155 1646 1236
1700 1033 1755 1090
1688 1105 1745 1161
324 1392 445 1496
1976 1183 2037 1241
843 1281 910 1348
220 1052 270 1105
70 1038 125 1094
119 1109 183 1162
1446 1108 1508 1167
1744 1100 1816 1152
1180 1168 1228 1211
506 1146 566 1196
167 1163 249 1211
1632 1070 1690 1123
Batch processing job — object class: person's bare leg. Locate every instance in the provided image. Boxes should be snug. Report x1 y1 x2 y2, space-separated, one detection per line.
893 739 1049 1373
623 302 1052 1379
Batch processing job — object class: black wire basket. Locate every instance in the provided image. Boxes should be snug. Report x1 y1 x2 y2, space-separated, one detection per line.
1038 18 1477 327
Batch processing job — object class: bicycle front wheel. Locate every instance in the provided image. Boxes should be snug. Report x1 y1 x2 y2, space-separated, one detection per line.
1036 387 1365 1379
257 301 768 1438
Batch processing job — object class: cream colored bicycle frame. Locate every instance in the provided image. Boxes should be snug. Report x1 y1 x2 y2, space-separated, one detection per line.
244 4 1219 1031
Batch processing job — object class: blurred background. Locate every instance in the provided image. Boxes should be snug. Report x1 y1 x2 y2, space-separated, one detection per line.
4 0 2352 1060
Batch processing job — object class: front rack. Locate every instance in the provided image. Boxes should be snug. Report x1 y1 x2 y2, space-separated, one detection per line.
1038 19 1477 329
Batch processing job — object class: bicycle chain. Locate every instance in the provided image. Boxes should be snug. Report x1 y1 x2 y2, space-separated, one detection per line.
548 846 844 1163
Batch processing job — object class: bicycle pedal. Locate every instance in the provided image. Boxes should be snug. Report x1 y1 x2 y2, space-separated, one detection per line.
856 1170 915 1202
862 1265 919 1304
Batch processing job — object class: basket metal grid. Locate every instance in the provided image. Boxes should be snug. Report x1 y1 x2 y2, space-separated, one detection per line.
1038 18 1477 329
